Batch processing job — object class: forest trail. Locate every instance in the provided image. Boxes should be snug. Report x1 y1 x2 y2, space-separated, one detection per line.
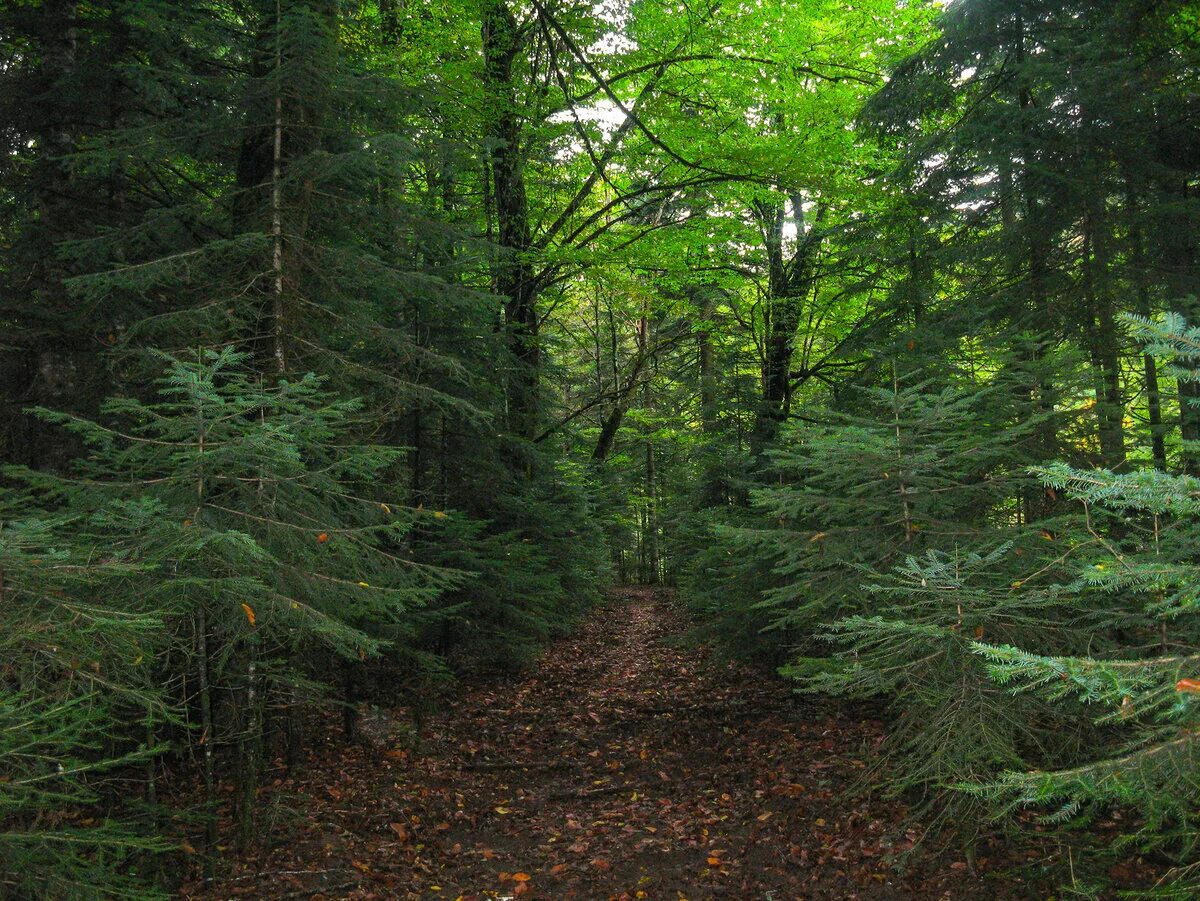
182 590 1023 900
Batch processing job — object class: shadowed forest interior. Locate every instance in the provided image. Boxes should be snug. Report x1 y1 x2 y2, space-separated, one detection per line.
2 0 1200 898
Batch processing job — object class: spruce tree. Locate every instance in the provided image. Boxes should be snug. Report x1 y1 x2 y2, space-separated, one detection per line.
0 510 170 900
11 348 464 853
962 315 1200 893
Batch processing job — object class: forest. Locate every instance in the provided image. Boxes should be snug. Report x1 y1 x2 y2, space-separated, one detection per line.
1 0 1199 897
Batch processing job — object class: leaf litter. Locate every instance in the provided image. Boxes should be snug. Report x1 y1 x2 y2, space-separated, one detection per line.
179 587 1091 899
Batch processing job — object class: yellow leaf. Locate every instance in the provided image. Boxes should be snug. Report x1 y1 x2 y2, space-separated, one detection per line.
358 581 370 588
433 510 448 519
495 806 510 815
380 502 392 514
241 603 256 627
809 531 827 542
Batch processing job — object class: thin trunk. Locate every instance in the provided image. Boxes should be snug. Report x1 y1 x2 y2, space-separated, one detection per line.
196 606 217 865
892 362 916 544
698 286 717 433
235 648 262 851
1015 15 1056 518
1126 174 1168 469
1146 355 1167 471
645 438 658 582
1084 207 1125 468
642 316 658 582
270 0 286 377
1159 173 1200 471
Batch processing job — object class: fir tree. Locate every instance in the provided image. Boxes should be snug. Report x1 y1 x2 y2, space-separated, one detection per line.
962 315 1200 893
0 511 170 900
11 348 464 852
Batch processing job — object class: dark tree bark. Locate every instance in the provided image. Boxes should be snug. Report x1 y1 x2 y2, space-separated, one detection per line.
482 0 540 442
1158 171 1200 472
1082 200 1125 469
1125 174 1168 470
749 195 821 457
697 285 718 435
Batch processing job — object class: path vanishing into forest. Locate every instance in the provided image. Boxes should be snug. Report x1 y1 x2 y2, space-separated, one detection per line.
182 589 1037 900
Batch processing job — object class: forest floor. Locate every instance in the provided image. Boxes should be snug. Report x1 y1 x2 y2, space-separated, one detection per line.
180 588 1057 900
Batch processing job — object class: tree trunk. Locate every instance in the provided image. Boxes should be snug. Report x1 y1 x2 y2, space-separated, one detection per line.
1158 173 1200 472
1125 174 1168 469
749 197 818 457
481 0 539 442
1083 202 1125 468
697 286 718 434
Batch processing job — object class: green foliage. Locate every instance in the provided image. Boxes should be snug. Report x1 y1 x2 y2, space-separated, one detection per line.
0 516 170 900
963 451 1200 892
422 456 609 673
2 0 1200 894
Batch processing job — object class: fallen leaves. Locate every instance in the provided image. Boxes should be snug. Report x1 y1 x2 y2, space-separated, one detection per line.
179 588 1081 901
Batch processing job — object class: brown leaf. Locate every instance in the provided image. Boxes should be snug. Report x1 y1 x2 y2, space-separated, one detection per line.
389 822 410 842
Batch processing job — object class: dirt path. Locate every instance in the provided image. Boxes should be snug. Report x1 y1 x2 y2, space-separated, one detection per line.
182 589 1035 900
